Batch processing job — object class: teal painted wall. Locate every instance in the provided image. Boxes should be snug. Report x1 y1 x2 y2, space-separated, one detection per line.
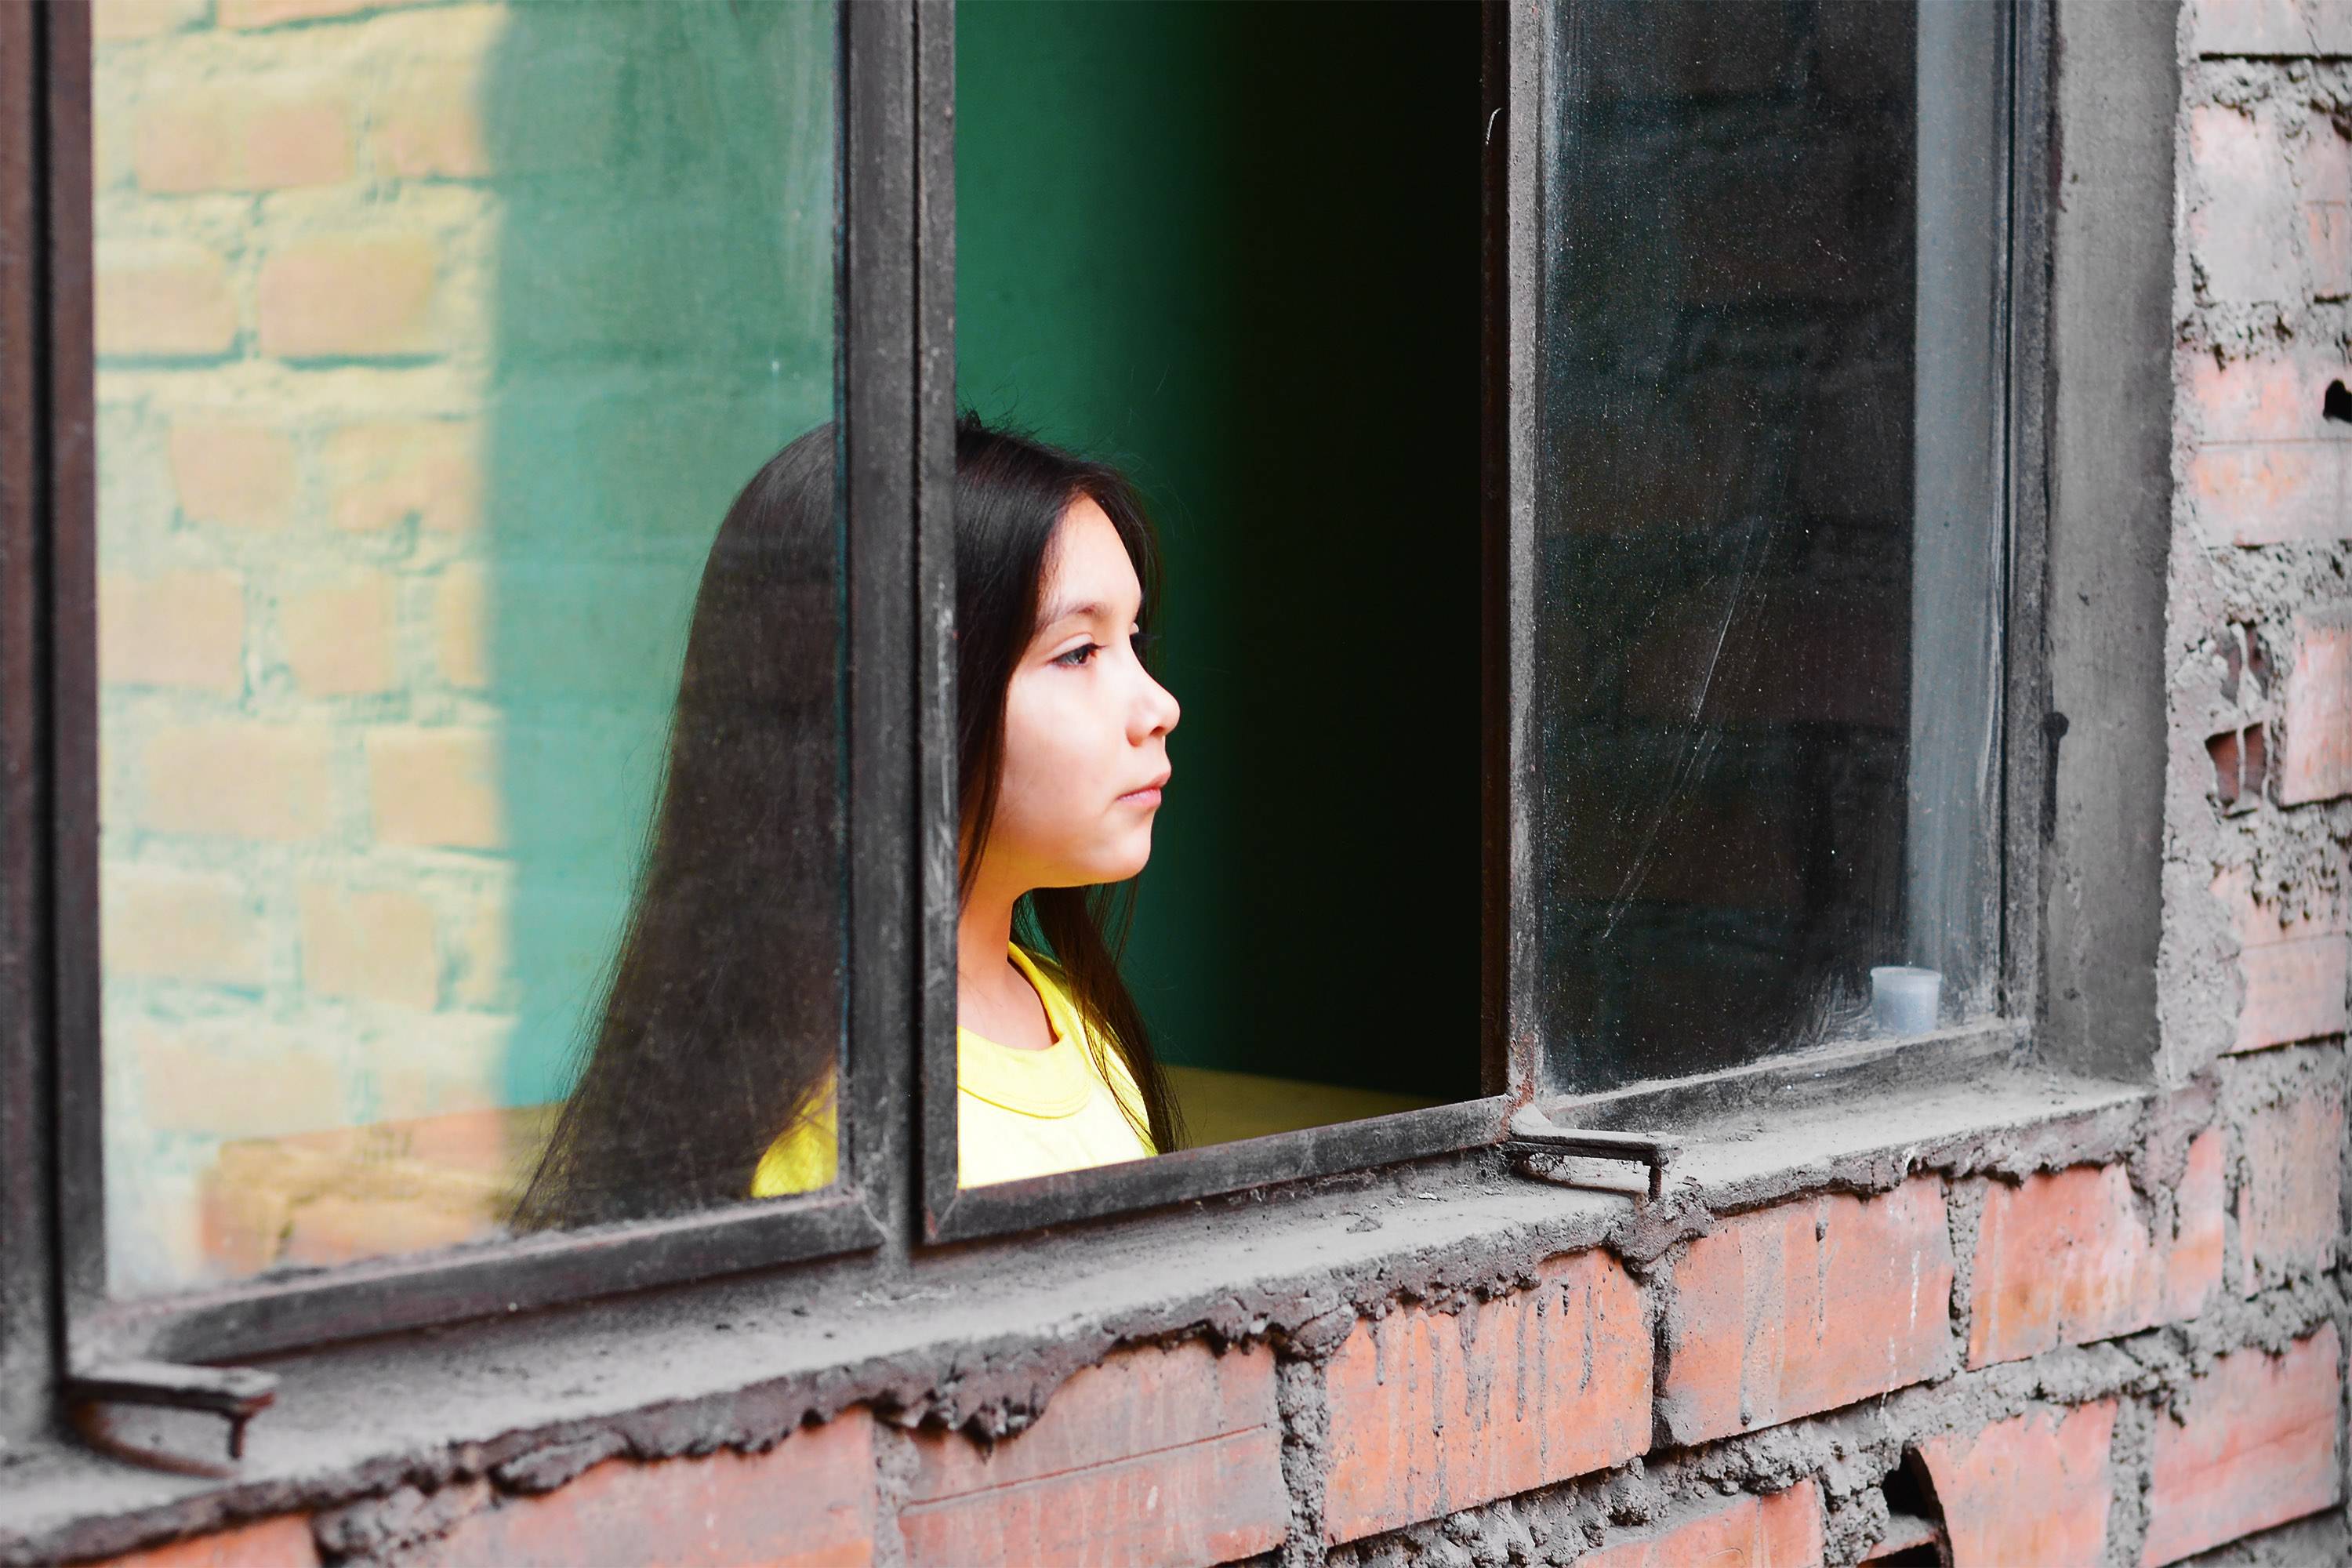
956 2 1481 1098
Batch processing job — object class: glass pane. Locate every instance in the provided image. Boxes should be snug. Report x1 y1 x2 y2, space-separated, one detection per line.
950 0 1483 1181
1534 0 2007 1094
93 0 841 1294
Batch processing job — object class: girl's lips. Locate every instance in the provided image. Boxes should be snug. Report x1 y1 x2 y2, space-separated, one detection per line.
1118 775 1170 807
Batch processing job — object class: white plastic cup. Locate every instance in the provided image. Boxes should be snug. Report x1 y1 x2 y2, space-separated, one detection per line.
1870 965 1943 1036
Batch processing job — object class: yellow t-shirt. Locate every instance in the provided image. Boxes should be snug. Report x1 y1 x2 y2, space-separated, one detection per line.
750 945 1156 1197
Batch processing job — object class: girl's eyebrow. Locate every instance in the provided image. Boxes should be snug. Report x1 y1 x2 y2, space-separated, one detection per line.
1034 597 1118 630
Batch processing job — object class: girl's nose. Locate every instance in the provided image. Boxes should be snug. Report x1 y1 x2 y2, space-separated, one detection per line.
1133 668 1179 742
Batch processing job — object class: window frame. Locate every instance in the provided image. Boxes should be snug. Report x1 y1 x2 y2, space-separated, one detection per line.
0 0 2056 1398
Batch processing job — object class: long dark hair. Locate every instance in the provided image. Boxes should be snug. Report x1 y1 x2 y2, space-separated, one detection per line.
514 416 1181 1229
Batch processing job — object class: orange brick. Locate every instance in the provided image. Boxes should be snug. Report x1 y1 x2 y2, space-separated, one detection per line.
91 0 208 42
2238 1092 2344 1294
169 421 296 531
433 563 489 689
426 1413 875 1567
134 93 351 194
1657 1176 1955 1445
1919 1403 2118 1568
374 64 492 180
1322 1250 1650 1544
1967 1157 2220 1368
902 1340 1284 1567
104 866 263 986
100 569 245 694
274 1190 492 1270
2142 1329 2342 1566
82 1516 320 1568
130 1023 345 1139
140 721 332 840
95 242 236 359
366 727 502 849
1577 1482 1824 1568
2169 1131 2227 1317
2215 870 2351 1051
280 575 396 696
298 882 437 1008
321 420 480 533
2181 349 2350 546
257 239 437 360
2279 613 2351 804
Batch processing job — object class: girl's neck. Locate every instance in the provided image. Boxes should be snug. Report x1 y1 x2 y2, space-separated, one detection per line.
956 877 1052 1049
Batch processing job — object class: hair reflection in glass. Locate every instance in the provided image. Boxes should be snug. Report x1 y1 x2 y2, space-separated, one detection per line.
515 416 1182 1229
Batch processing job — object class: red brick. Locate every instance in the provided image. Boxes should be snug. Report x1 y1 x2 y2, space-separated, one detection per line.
1919 1403 2118 1568
1967 1156 2219 1368
2181 350 2350 546
2169 1131 2228 1319
2238 1092 2344 1294
2215 870 2350 1051
2190 0 2318 56
1577 1482 1824 1568
2142 1329 2343 1566
430 1412 874 1567
899 1340 1283 1568
82 1517 319 1568
2280 613 2352 804
257 239 437 360
1658 1177 1955 1445
2187 107 2299 304
1323 1250 1649 1544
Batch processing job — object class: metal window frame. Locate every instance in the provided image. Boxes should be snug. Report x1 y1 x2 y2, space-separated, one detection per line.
25 0 926 1370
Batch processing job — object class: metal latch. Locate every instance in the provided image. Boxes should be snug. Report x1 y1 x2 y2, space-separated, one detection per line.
67 1360 278 1461
1504 1105 1677 1199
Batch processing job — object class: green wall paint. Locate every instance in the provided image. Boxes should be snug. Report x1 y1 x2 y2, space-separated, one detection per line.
956 1 1481 1099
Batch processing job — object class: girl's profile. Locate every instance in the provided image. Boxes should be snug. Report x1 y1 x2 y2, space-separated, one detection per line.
516 415 1183 1229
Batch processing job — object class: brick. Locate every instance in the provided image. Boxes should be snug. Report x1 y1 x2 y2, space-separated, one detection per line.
366 727 502 849
2142 1329 2342 1566
91 0 208 42
2279 613 2352 804
130 1023 345 1138
427 1412 875 1567
434 563 489 688
1577 1482 1824 1568
257 239 436 360
2187 107 2299 303
1322 1250 1650 1544
83 1516 320 1568
2169 1131 2228 1318
100 569 244 694
374 64 492 180
1967 1157 2218 1368
140 721 332 840
103 866 263 986
169 422 296 531
1919 1403 2118 1568
280 576 395 696
95 241 236 359
298 882 437 1008
2238 1092 2343 1293
2182 350 2350 546
1657 1176 1955 1445
134 93 351 194
321 420 480 534
2303 126 2352 299
901 1340 1284 1567
2215 870 2351 1051
218 0 430 24
2190 0 2318 56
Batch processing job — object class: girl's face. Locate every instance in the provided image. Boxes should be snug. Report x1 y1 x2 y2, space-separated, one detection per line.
985 495 1181 893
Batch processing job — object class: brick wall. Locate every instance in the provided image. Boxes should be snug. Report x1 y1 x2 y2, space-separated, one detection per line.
91 0 833 1289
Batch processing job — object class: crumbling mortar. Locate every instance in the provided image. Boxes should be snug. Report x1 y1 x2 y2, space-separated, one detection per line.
2103 1396 2159 1568
1274 1354 1334 1568
866 1421 918 1568
1944 1178 1987 1360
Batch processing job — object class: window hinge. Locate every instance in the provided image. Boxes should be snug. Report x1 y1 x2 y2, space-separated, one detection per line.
1504 1105 1677 1199
67 1360 278 1461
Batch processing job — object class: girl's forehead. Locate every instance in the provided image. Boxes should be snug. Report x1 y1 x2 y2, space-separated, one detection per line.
1040 499 1140 609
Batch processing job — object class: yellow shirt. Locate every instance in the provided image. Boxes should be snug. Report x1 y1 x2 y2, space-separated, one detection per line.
750 945 1156 1196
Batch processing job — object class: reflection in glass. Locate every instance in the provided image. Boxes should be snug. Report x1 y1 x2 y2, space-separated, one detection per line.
93 0 837 1291
1534 1 2006 1092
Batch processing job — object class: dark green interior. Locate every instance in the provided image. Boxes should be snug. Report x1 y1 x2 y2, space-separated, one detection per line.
956 0 1482 1101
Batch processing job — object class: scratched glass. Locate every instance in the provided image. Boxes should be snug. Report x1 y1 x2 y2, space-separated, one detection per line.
93 0 841 1294
1533 0 2009 1092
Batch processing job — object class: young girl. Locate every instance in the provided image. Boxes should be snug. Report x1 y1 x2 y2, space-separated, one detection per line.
515 416 1184 1229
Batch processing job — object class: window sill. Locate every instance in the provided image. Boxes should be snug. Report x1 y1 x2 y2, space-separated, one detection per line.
1 1051 2156 1565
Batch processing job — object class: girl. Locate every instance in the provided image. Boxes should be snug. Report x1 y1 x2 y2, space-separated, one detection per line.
515 416 1185 1229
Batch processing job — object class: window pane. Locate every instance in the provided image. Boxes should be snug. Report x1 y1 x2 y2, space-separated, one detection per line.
93 0 841 1294
1534 0 2006 1093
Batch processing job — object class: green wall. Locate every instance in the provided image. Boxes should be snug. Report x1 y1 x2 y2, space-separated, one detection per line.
956 1 1481 1099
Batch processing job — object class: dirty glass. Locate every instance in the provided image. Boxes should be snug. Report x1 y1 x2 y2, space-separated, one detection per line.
1534 0 2009 1094
92 0 840 1294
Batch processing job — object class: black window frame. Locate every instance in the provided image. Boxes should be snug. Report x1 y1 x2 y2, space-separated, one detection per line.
0 0 2054 1426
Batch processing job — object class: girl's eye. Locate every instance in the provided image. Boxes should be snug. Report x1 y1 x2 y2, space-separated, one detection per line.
1052 642 1102 669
